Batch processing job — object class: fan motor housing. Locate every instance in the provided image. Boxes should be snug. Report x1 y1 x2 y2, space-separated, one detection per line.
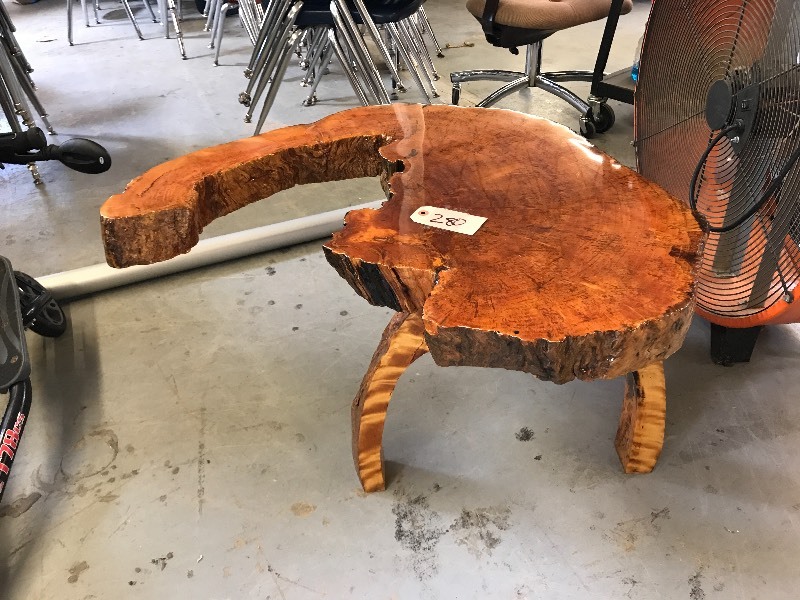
705 78 759 148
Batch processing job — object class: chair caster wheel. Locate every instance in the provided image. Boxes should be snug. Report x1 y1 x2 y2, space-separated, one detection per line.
590 103 615 134
238 92 251 107
451 84 460 105
302 94 318 107
579 116 596 139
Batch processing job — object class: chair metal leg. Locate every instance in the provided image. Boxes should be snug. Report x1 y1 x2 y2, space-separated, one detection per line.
300 28 326 82
388 20 435 100
400 16 437 81
243 4 301 121
475 76 529 107
0 49 35 129
0 79 40 184
327 28 368 106
204 0 217 31
254 30 301 134
535 75 591 114
121 0 146 40
67 0 75 46
302 41 333 105
418 7 443 58
0 77 22 131
449 39 592 113
242 0 293 86
81 0 90 27
159 0 170 37
208 0 222 45
167 0 187 57
143 0 158 22
212 2 230 64
350 0 406 92
399 17 438 84
238 0 260 44
7 52 54 133
330 0 389 105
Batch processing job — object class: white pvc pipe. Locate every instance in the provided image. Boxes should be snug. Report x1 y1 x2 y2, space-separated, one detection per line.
38 200 383 301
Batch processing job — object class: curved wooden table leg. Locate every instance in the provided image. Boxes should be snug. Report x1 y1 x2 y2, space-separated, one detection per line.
353 312 428 492
615 362 667 474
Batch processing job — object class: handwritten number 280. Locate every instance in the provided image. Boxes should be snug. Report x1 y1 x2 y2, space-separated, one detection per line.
429 213 467 227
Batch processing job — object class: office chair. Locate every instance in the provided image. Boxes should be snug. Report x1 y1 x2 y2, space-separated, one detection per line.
450 0 632 136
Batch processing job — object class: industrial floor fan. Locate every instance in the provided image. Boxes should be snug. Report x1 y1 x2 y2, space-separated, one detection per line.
634 0 800 364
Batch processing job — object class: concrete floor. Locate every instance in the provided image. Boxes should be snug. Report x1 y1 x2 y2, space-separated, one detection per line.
1 0 799 598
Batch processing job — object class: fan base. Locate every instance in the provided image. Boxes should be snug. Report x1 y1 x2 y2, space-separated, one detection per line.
709 323 762 366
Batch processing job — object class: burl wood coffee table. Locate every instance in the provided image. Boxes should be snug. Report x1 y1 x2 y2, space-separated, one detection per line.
101 105 704 493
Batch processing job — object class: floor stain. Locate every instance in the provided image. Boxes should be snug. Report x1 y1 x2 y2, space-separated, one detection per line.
97 493 119 503
606 511 665 552
68 561 89 583
291 501 316 517
197 407 207 516
60 429 119 481
650 507 670 523
450 506 511 557
688 568 705 600
151 552 174 571
392 488 447 580
515 427 534 442
0 492 42 518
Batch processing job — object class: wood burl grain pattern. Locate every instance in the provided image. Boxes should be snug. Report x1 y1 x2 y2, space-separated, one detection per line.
100 104 705 487
102 104 703 384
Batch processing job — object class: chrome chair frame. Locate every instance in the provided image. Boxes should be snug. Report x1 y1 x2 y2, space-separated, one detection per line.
450 41 602 132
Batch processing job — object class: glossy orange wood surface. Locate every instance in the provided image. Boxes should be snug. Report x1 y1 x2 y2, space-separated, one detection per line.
100 105 705 488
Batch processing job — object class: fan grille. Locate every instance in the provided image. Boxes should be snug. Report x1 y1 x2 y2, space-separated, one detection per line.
635 0 800 321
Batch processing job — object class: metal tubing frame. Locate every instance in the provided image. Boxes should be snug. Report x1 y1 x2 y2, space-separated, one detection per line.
386 20 433 101
244 1 302 122
254 29 302 134
327 28 369 106
451 40 592 114
242 0 295 100
330 0 390 105
349 0 405 90
303 40 335 105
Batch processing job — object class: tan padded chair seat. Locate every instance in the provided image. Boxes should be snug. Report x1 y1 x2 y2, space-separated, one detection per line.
466 0 633 31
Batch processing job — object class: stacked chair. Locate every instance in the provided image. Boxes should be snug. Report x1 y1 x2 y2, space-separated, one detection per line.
67 0 187 60
235 0 443 134
67 0 159 45
1 0 54 182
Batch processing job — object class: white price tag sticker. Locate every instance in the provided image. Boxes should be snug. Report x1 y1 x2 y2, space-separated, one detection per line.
410 206 487 235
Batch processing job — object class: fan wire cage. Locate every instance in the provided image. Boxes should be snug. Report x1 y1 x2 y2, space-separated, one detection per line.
635 0 800 326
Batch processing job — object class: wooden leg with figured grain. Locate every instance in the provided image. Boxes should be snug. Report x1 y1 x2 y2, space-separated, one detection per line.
615 362 667 474
353 312 428 492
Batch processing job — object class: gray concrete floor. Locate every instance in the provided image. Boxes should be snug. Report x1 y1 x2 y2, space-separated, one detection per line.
1 0 799 598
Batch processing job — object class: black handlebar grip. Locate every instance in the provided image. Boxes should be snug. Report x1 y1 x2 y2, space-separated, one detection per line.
47 138 112 174
0 127 47 155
